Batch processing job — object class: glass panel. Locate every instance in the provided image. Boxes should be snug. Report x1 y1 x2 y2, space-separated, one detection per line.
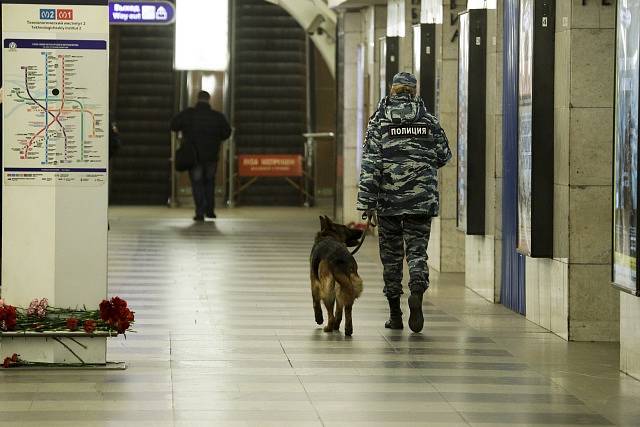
413 25 421 94
613 0 640 292
356 44 365 176
517 0 534 255
380 38 387 98
457 13 469 230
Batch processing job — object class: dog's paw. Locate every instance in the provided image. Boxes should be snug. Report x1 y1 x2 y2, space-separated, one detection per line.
323 324 334 333
315 314 324 325
345 327 353 336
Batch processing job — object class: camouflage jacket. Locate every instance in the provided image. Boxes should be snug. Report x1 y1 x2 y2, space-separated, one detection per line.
356 94 452 216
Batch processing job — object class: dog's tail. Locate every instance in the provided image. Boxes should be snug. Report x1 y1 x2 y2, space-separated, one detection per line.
333 270 363 299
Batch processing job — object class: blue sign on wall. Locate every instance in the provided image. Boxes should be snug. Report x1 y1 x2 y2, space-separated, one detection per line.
109 1 175 25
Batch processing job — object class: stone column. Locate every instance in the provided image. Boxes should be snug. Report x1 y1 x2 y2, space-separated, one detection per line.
428 0 466 273
525 0 618 341
621 292 640 379
337 11 364 224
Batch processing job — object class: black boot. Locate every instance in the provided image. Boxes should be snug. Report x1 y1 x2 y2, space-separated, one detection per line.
408 291 424 333
385 297 403 329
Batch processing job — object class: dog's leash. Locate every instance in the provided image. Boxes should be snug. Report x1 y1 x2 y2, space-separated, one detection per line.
350 212 377 256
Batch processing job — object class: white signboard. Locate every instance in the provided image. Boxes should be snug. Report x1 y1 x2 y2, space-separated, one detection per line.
2 2 109 186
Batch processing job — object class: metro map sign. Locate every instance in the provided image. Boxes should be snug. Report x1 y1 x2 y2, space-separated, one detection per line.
109 1 175 25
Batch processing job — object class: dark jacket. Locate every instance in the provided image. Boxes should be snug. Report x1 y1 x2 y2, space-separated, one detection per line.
170 102 232 162
356 94 452 216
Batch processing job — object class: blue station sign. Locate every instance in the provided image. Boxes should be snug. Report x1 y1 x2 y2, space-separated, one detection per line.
109 1 175 25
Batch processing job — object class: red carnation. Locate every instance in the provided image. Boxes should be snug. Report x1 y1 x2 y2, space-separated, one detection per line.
98 297 134 334
99 300 112 322
2 357 11 369
111 296 128 309
5 318 17 331
83 320 96 334
66 317 79 331
115 320 130 334
10 354 18 363
0 304 17 331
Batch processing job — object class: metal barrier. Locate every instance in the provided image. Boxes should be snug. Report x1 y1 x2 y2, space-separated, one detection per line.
224 132 335 208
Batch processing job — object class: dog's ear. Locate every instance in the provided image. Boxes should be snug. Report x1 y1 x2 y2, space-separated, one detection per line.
323 216 335 230
345 229 364 247
319 216 327 230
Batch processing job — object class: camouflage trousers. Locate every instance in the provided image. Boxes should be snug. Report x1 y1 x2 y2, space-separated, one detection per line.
378 214 432 298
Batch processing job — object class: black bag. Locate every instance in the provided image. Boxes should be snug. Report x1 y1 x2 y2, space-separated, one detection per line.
175 141 198 172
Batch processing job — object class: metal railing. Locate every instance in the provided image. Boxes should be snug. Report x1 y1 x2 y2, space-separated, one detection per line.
303 132 335 207
226 129 236 208
169 132 178 207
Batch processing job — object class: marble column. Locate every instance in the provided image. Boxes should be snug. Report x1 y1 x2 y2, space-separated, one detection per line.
428 0 466 273
525 0 618 341
337 10 364 224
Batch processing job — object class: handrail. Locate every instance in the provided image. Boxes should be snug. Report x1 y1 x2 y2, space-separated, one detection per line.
302 131 335 207
303 132 335 139
169 132 178 207
227 128 236 208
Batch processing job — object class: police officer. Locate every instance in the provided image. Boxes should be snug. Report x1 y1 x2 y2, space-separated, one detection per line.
357 72 452 333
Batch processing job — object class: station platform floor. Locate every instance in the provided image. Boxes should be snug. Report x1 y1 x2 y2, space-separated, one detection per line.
1 206 640 426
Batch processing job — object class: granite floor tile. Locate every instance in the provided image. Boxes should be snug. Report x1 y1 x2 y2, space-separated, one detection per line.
2 207 638 426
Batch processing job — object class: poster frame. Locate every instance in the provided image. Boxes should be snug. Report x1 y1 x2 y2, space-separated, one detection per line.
516 0 555 258
612 0 640 297
456 9 486 235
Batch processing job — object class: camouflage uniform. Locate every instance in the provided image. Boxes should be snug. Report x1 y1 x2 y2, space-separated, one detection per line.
357 74 452 298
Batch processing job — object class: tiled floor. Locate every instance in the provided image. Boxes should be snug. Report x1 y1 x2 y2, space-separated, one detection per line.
2 206 640 426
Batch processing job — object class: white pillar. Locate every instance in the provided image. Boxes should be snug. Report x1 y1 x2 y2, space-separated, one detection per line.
1 1 109 364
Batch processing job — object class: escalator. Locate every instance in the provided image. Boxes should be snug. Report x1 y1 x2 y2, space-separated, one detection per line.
232 0 308 205
109 25 176 205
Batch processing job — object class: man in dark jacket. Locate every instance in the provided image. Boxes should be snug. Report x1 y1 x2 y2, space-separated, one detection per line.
357 72 452 333
171 91 231 221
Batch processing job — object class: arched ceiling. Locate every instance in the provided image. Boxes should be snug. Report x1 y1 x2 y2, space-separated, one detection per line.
263 0 337 77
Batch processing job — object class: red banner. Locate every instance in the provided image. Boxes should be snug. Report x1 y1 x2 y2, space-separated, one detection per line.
238 155 303 177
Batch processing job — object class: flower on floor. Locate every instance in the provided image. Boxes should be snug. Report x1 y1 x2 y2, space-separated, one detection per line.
2 354 19 368
27 298 49 318
0 303 17 331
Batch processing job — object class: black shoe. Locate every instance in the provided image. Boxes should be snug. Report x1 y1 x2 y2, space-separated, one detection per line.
193 215 204 222
384 297 403 329
206 212 217 219
408 291 424 333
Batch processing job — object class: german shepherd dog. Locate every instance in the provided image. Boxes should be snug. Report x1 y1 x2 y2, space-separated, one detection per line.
310 216 364 336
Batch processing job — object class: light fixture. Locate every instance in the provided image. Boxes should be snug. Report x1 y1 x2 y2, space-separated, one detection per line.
175 0 228 71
